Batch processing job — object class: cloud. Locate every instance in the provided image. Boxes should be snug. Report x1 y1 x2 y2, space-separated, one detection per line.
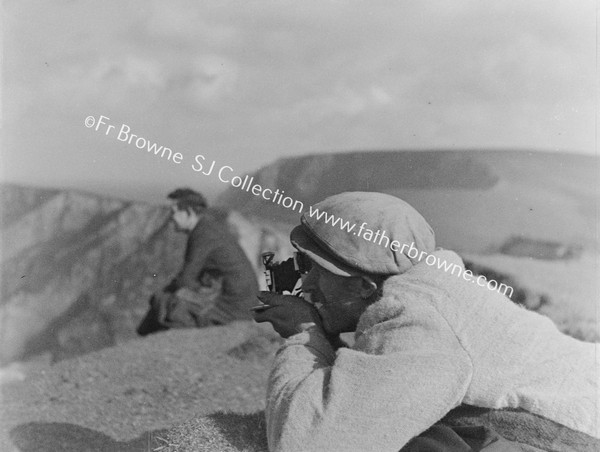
30 56 166 110
2 0 596 201
101 57 165 88
143 0 240 46
186 55 239 104
289 85 393 122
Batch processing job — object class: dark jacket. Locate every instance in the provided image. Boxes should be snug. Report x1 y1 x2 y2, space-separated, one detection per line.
171 209 259 321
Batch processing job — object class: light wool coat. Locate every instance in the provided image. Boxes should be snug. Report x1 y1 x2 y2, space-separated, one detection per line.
266 250 599 452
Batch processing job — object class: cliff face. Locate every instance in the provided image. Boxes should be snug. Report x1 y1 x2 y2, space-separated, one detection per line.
0 184 183 363
218 150 599 253
0 184 291 365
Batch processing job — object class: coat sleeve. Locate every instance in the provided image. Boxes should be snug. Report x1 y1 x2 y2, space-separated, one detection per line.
173 225 217 290
265 301 473 452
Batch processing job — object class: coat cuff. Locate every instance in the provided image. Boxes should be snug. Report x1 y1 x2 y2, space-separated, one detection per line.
283 324 337 364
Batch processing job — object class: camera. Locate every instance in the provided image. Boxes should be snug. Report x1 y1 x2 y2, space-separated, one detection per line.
262 251 312 294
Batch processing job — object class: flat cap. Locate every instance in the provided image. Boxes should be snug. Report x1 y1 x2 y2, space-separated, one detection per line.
291 192 435 276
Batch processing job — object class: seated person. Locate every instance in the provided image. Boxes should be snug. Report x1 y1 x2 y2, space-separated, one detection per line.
254 191 599 452
137 188 258 335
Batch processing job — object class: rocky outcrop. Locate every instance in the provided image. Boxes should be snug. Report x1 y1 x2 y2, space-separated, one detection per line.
0 184 291 365
0 184 181 363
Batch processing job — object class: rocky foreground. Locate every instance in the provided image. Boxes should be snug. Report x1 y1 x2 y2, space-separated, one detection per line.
1 321 280 452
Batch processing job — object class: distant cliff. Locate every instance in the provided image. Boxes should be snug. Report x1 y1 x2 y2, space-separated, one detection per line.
0 184 291 365
218 150 599 253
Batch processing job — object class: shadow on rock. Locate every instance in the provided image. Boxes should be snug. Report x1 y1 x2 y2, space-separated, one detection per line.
10 422 168 452
165 411 268 452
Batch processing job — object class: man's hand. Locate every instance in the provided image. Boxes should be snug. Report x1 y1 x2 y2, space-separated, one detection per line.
252 291 323 338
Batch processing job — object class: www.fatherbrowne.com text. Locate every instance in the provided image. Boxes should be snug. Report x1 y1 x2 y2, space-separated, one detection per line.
305 205 514 297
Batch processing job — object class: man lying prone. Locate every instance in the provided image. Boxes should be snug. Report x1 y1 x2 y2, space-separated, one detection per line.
253 191 599 452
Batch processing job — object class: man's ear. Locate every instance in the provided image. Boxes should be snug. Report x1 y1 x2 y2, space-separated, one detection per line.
359 276 378 299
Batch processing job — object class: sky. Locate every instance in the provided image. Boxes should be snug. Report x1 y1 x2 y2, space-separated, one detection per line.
2 0 598 203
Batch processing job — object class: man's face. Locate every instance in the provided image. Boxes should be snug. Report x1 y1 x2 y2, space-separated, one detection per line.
301 262 371 335
170 204 195 232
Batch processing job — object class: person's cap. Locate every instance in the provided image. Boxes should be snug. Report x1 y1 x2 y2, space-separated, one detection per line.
290 192 435 276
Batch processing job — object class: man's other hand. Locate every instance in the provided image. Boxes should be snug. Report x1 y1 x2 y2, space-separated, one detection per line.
253 291 323 338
